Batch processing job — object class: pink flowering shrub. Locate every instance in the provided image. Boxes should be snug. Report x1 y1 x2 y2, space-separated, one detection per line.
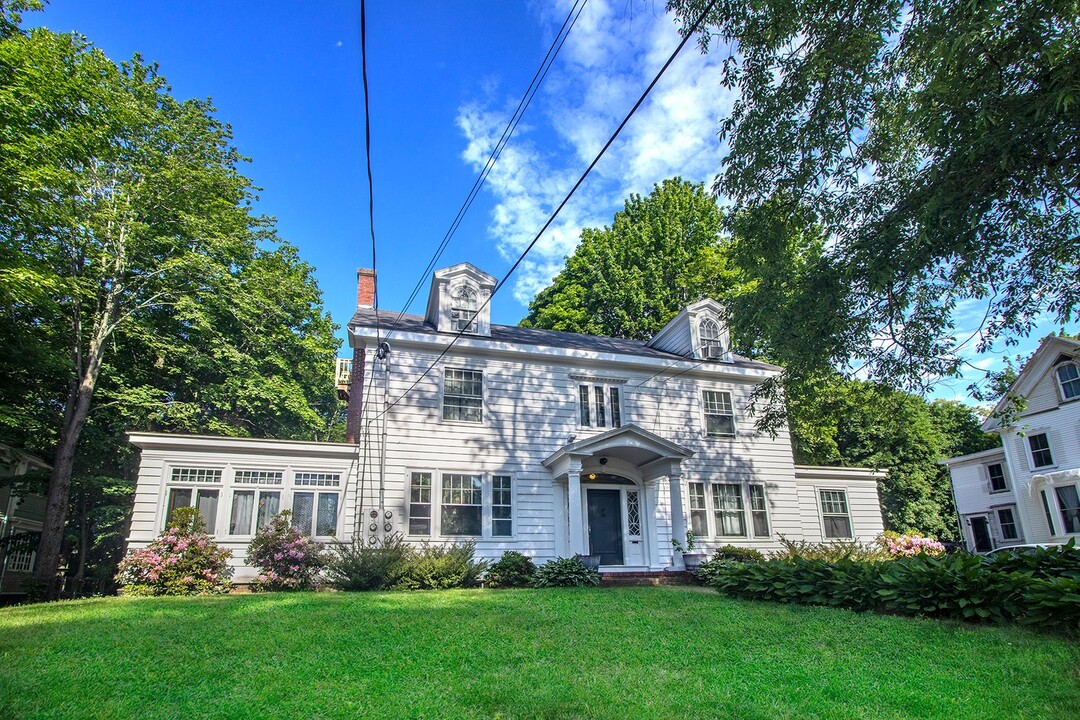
883 531 946 557
116 507 233 596
247 511 326 591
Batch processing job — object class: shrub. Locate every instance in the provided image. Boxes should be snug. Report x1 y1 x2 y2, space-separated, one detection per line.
325 533 411 591
115 507 232 596
984 540 1080 580
246 511 326 591
882 531 946 557
532 556 601 588
694 546 766 585
771 535 892 562
707 557 884 612
395 540 488 590
485 551 536 588
876 553 1026 622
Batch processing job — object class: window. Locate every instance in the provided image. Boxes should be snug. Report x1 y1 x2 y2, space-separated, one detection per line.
820 490 852 539
409 472 432 536
712 483 746 537
1055 485 1080 534
703 390 736 437
699 318 723 358
170 467 221 484
166 487 220 531
1041 489 1057 535
229 490 280 535
578 385 621 428
996 507 1020 541
492 475 513 537
986 463 1007 493
234 470 282 486
442 473 482 536
1056 363 1080 400
748 484 769 538
5 549 33 573
1028 433 1054 468
451 285 479 333
688 482 709 537
292 491 339 536
626 490 641 536
443 369 483 422
294 472 341 487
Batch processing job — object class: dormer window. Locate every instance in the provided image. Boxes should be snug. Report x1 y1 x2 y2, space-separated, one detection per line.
699 319 724 359
451 285 479 333
1056 362 1080 401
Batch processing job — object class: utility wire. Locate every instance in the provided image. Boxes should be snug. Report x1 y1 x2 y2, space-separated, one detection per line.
360 0 380 341
374 0 719 419
383 0 589 341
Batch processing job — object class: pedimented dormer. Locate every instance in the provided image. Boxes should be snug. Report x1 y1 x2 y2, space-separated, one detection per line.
647 299 732 361
425 263 497 337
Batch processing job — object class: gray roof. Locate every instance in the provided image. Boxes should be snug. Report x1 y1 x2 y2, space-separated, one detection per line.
350 308 779 371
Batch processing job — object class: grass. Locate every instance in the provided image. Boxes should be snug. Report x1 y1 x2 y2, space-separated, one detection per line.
1 586 1077 719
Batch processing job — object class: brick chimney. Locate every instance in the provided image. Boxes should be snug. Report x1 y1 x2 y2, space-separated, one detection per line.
357 268 376 309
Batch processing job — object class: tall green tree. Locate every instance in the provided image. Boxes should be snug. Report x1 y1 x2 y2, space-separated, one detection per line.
0 19 340 597
668 0 1080 389
521 178 737 340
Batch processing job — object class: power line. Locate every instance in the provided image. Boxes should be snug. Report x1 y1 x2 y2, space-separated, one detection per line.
383 0 589 341
374 0 719 419
359 0 380 341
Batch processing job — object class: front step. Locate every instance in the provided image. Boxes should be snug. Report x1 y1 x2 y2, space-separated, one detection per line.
599 570 692 587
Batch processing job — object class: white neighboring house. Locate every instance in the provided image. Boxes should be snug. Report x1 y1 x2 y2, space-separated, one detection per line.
943 336 1080 552
125 263 885 582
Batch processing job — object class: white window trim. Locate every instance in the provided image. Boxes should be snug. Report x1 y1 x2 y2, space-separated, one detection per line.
686 480 772 542
992 504 1023 543
4 548 35 573
450 284 480 334
226 487 283 538
577 383 623 429
1024 429 1056 471
161 464 225 534
1053 361 1080 403
404 469 515 541
1051 482 1080 536
817 488 854 540
747 483 772 539
440 366 485 425
697 317 724 359
985 462 1009 494
701 388 738 439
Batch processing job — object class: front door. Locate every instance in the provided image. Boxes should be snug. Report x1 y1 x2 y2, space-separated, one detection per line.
970 516 992 552
587 489 623 565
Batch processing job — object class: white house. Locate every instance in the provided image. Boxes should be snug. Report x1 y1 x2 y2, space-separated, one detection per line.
125 263 885 582
943 336 1080 552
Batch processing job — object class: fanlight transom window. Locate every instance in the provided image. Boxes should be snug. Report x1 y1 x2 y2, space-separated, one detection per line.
451 285 479 333
699 318 723 358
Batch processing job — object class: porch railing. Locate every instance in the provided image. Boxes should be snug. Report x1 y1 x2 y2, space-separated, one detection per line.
335 358 352 387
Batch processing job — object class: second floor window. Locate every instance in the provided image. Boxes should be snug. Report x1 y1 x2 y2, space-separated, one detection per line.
987 463 1007 493
579 385 621 428
1028 433 1054 468
451 285 479 333
1056 363 1080 400
443 369 483 422
703 390 735 437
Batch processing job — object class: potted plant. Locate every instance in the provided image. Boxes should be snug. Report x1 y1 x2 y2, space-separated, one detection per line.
671 531 706 570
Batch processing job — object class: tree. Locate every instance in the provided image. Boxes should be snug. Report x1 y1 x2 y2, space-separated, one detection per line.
668 0 1080 389
0 21 341 597
521 178 737 340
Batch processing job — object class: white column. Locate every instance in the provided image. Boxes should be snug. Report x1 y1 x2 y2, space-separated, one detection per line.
668 468 687 569
567 458 586 556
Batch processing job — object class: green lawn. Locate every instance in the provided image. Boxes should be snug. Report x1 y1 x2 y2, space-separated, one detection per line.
1 587 1077 719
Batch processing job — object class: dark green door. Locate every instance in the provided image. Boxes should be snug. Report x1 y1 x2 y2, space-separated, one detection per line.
587 489 623 565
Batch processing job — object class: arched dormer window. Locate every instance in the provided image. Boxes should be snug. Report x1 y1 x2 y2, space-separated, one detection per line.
451 285 479 333
1056 362 1080 401
699 318 723 359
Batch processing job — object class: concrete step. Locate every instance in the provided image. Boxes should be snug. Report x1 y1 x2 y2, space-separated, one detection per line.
599 570 692 587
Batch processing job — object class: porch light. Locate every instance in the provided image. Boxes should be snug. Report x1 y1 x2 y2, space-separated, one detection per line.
588 473 597 480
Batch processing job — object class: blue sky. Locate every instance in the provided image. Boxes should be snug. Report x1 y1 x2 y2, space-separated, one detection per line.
28 1 1076 404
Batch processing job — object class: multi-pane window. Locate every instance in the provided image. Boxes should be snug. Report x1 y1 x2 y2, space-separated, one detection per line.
492 475 513 537
688 482 709 537
170 467 221 484
712 483 746 537
996 507 1019 541
409 472 432 536
1056 363 1080 400
1055 485 1080 534
578 385 621 428
229 490 280 535
1041 489 1057 535
234 470 282 486
443 369 483 422
703 390 736 437
986 463 1007 493
820 490 852 539
748 484 769 538
294 472 341 487
6 549 33 573
166 487 220 531
451 285 479 333
699 318 723 358
292 491 339 536
1028 433 1054 468
442 474 483 536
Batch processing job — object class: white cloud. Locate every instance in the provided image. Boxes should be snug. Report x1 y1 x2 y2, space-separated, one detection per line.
456 0 736 306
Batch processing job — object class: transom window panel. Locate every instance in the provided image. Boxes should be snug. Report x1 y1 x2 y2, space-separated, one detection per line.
820 490 852 539
749 484 769 538
229 490 280 535
443 369 483 422
578 385 622 428
986 463 1007 493
1055 485 1080 534
170 468 221 484
409 472 433 536
292 491 339 537
712 482 746 537
699 318 723 357
1028 433 1054 468
492 475 513 537
234 470 283 486
6 549 33 573
165 487 219 531
1057 363 1080 400
688 482 709 537
294 472 341 487
451 285 479 333
442 473 482 536
996 507 1019 541
703 391 736 437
